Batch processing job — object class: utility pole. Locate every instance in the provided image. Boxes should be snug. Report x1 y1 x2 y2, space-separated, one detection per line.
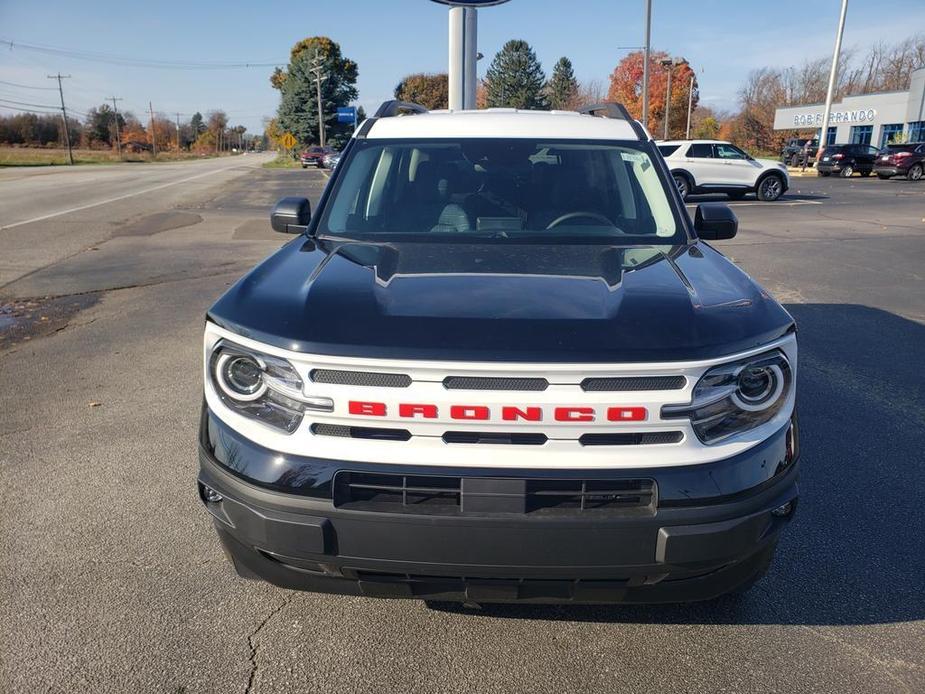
641 0 652 130
47 73 74 165
686 73 695 139
108 96 123 160
310 52 327 147
818 0 849 159
175 112 181 154
148 101 157 158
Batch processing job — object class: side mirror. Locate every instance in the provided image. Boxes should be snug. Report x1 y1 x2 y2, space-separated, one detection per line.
694 203 737 240
270 196 311 234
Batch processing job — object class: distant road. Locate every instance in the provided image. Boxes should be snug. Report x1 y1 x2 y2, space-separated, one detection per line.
0 153 273 231
0 152 274 291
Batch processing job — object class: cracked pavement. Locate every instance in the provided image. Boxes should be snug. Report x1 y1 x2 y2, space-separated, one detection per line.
1 161 923 693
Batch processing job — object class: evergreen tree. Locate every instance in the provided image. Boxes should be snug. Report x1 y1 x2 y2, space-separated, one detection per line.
546 57 579 110
189 112 205 135
484 40 548 110
272 36 359 148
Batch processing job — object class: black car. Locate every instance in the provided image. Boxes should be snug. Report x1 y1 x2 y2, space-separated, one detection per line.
816 143 881 177
198 101 799 606
780 137 818 167
874 143 925 181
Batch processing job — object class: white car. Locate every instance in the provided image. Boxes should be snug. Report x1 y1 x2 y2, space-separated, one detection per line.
658 140 789 201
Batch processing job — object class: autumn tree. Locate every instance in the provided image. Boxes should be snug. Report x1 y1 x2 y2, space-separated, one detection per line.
607 50 697 139
120 113 147 147
545 57 579 110
484 40 548 110
85 103 124 148
395 73 449 110
272 36 359 148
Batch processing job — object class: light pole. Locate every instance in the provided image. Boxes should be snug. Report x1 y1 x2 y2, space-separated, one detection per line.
641 0 652 129
686 73 695 139
818 0 849 157
433 1 511 110
661 58 674 140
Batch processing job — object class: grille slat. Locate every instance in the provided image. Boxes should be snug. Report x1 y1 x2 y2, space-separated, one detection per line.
311 423 411 441
581 376 686 392
579 431 683 446
443 376 548 391
442 431 548 445
311 369 411 388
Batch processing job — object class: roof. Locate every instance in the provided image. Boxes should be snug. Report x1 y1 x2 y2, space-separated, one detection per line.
659 139 731 146
365 108 642 141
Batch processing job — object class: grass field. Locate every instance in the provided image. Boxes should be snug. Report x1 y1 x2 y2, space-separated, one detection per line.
262 152 302 169
0 147 225 167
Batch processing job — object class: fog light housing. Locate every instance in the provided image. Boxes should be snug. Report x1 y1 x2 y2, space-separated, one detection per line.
200 483 223 504
771 501 794 518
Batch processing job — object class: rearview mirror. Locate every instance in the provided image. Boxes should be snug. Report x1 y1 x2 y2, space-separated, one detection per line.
694 203 737 240
270 197 311 234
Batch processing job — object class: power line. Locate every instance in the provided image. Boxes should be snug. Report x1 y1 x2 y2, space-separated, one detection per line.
1 37 286 70
0 78 58 91
0 96 60 109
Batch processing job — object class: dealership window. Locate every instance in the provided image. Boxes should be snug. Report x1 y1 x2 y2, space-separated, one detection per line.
850 125 872 145
879 124 904 147
909 121 925 142
816 126 836 145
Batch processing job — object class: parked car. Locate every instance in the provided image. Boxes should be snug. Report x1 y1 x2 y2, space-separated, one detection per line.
198 100 800 606
300 146 336 168
324 151 342 170
322 151 341 169
780 137 818 167
816 143 880 177
658 140 789 201
874 142 925 181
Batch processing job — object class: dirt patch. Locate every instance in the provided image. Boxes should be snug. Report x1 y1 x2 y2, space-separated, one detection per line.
112 211 202 237
0 293 100 351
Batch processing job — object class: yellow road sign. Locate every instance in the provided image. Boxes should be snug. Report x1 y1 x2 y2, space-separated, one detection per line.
279 132 297 149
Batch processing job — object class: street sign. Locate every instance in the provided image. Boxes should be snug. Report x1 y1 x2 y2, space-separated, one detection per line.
337 107 357 125
279 132 297 149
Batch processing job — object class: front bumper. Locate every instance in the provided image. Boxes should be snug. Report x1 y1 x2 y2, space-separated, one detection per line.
198 408 799 603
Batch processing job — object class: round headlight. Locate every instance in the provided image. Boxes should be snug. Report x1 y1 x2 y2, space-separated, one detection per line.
215 353 266 401
732 363 784 411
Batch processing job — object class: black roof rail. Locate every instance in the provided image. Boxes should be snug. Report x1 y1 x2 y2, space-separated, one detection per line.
374 100 428 118
579 102 648 141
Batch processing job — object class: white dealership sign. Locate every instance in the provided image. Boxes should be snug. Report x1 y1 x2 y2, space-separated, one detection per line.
793 108 877 127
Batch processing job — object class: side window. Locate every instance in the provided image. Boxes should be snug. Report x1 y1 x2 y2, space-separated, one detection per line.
867 146 880 156
657 145 680 157
715 144 746 160
686 143 713 158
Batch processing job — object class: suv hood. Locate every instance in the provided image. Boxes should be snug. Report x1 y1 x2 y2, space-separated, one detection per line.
208 239 793 363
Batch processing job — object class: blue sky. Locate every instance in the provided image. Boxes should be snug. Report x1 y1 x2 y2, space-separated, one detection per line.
1 0 923 133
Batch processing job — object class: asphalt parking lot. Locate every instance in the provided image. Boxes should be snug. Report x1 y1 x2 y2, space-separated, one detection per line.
1 162 923 693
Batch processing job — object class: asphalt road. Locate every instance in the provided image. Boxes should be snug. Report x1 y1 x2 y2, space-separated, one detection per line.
1 162 923 694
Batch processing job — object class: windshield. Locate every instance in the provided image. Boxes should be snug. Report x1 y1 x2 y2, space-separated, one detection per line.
318 138 686 244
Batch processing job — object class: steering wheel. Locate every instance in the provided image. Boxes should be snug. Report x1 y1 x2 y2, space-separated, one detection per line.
545 211 614 229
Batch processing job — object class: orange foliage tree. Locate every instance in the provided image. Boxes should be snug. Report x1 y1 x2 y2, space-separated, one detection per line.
607 51 698 139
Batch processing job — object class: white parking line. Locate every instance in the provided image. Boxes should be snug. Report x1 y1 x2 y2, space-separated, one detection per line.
685 200 823 208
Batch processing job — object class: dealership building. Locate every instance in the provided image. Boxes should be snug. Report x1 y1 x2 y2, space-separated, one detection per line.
773 67 925 148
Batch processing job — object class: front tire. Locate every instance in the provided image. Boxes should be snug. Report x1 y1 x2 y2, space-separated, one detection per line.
839 164 854 178
673 173 691 201
756 174 784 201
909 164 923 181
